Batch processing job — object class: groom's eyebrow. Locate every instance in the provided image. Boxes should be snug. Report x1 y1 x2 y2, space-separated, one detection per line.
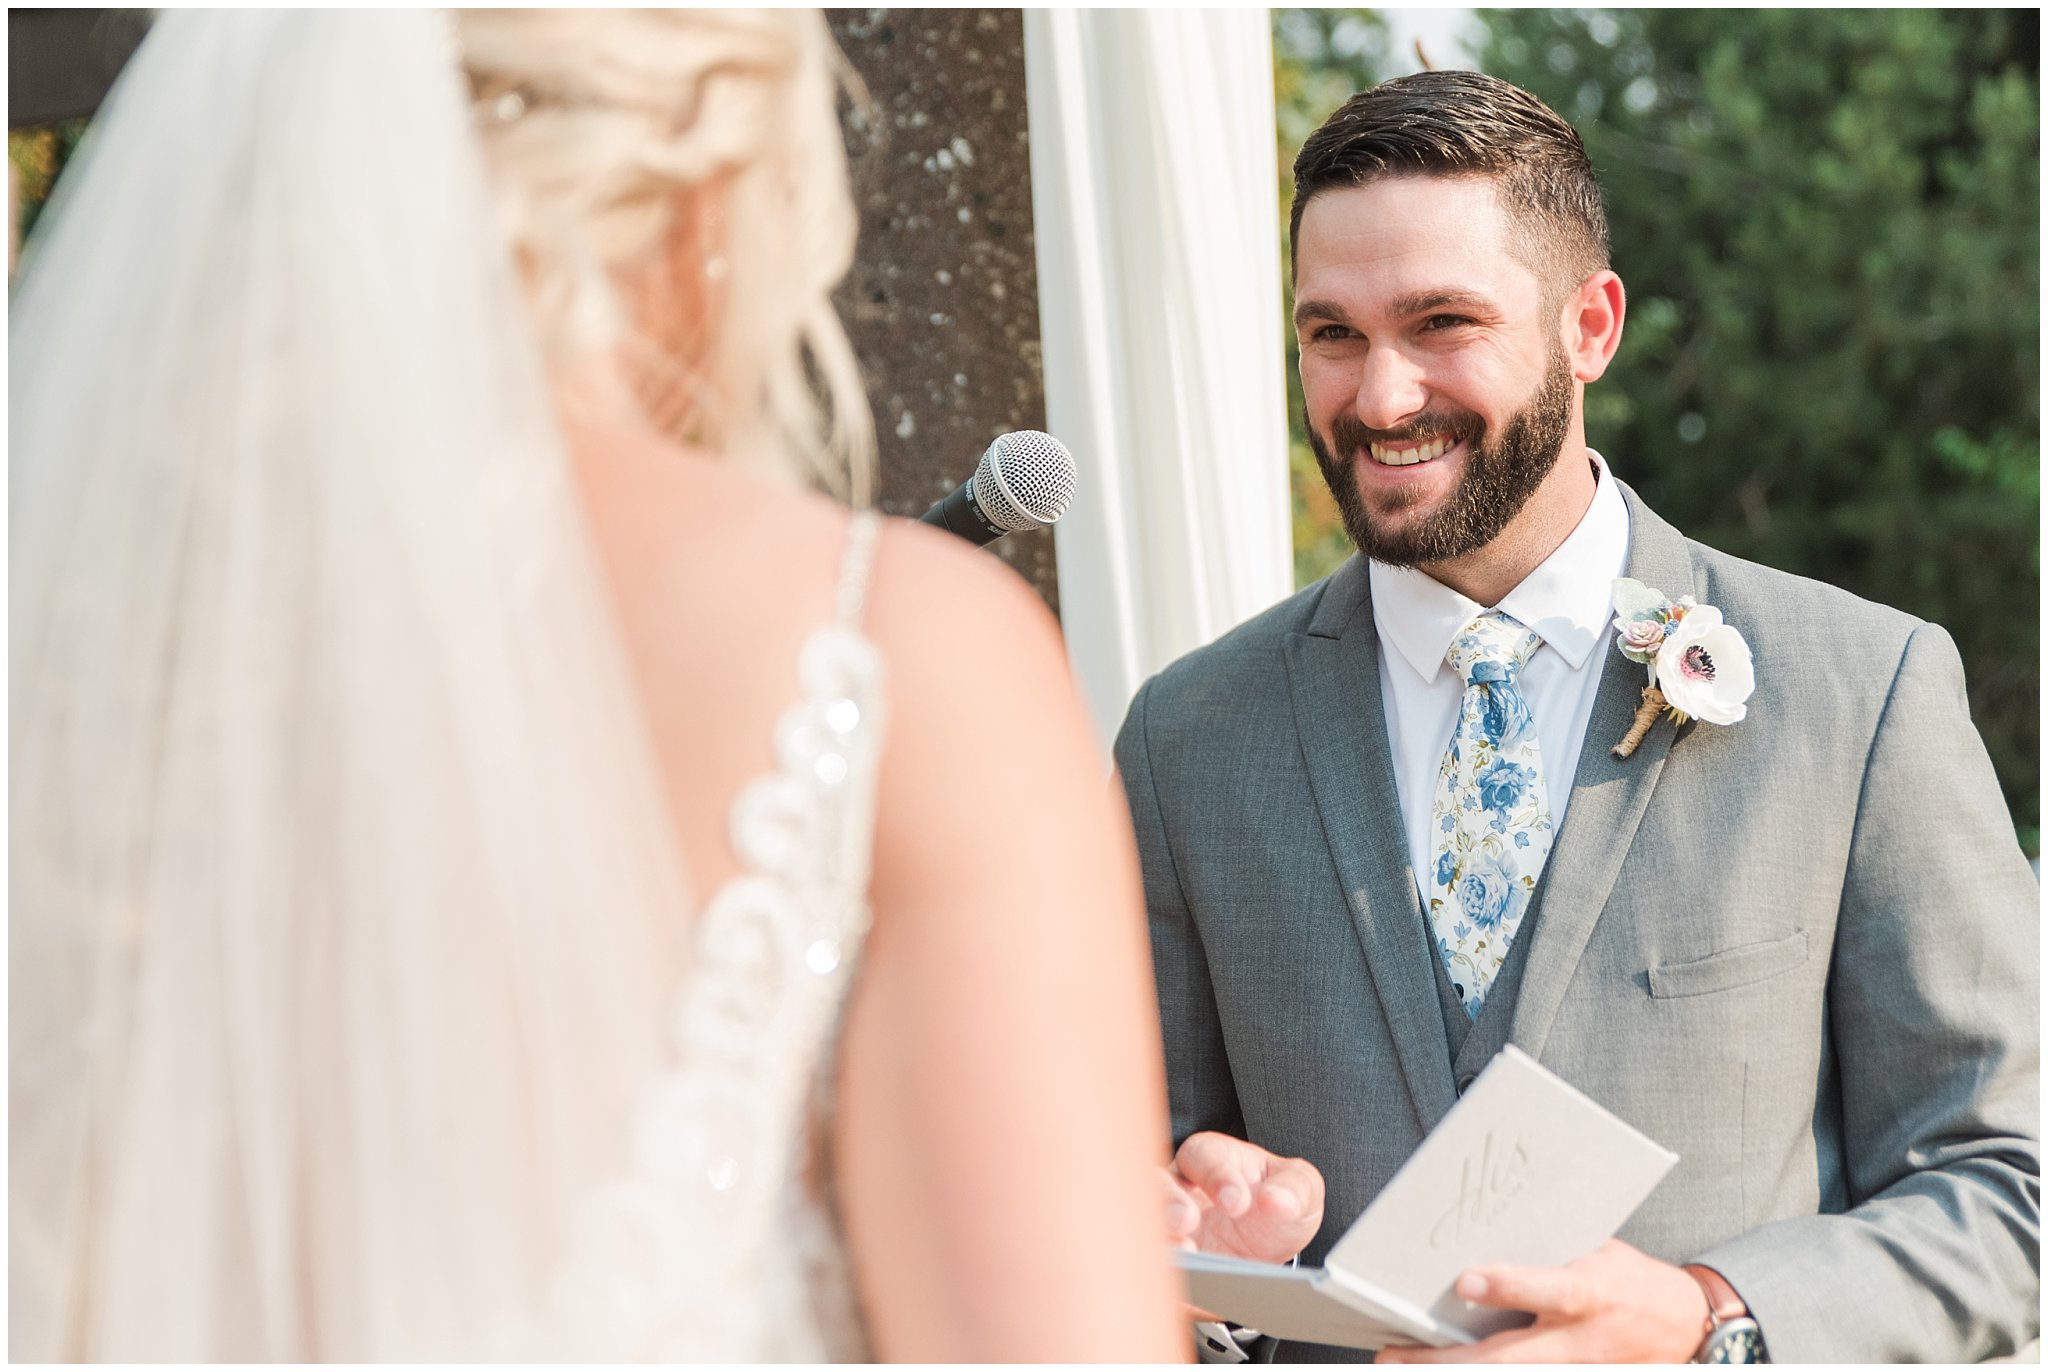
1387 288 1497 319
1292 298 1350 329
1292 288 1500 329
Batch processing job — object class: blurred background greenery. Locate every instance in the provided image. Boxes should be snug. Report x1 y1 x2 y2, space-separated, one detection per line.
11 119 89 244
11 10 2037 849
1276 9 2040 853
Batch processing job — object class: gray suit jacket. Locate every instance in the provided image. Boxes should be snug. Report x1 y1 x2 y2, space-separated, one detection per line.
1117 483 2039 1362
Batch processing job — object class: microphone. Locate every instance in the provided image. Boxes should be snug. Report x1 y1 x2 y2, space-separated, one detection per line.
918 430 1078 547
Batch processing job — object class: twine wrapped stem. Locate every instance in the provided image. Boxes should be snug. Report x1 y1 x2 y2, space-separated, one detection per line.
1612 685 1668 759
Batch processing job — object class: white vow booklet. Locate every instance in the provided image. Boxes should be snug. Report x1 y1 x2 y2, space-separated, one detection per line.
1175 1045 1678 1350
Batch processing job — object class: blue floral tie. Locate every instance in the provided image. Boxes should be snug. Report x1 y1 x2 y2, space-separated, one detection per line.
1427 611 1553 1019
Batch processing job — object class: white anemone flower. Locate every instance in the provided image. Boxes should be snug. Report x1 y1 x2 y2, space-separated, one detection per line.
1653 606 1755 725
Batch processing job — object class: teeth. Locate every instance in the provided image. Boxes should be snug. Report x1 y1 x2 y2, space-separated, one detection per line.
1368 436 1451 467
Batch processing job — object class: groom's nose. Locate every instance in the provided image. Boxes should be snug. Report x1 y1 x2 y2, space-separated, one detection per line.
1350 344 1431 433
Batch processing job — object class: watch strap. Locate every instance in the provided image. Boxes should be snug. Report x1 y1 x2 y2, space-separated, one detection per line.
1683 1264 1748 1328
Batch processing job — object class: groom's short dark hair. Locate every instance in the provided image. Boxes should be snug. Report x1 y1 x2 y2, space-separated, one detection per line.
1289 70 1610 301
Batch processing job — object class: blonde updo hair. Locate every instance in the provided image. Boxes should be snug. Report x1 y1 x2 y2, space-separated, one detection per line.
456 8 874 503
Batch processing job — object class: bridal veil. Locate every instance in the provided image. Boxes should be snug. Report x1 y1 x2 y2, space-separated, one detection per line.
10 11 710 1356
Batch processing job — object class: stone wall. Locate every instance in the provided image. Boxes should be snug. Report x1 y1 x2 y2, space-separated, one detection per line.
829 9 1058 614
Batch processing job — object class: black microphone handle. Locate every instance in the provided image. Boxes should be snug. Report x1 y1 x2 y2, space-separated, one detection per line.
917 477 1009 547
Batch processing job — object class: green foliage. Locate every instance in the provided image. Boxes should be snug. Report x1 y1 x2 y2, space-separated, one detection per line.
1272 10 1396 587
9 120 90 246
1274 9 2039 850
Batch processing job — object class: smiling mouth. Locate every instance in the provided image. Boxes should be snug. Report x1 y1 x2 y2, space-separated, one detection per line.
1367 436 1457 467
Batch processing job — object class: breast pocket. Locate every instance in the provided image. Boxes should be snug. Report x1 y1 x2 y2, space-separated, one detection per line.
1647 931 1809 999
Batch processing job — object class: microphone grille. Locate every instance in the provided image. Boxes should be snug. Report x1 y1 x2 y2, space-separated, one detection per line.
973 430 1077 531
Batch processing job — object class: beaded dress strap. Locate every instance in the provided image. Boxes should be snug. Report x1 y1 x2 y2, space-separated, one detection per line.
832 510 881 630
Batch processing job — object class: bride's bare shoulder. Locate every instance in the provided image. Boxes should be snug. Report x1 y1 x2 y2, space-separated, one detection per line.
862 514 1068 690
661 451 1087 772
575 428 1066 683
695 464 1072 707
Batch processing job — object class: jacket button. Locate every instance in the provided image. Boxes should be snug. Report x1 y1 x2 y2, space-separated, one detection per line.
1456 1072 1477 1095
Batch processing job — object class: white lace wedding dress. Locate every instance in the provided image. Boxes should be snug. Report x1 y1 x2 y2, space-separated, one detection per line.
518 513 887 1361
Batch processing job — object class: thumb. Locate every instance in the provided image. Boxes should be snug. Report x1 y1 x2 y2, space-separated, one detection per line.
1175 1132 1266 1216
1255 1181 1304 1220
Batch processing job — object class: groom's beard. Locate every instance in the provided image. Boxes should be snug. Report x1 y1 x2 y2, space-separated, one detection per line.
1306 343 1575 568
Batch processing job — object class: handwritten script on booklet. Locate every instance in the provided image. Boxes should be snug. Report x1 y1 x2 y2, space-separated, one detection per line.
1175 1046 1678 1351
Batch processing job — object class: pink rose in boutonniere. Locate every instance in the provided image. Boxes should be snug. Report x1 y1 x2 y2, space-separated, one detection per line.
1618 616 1666 658
1609 578 1756 758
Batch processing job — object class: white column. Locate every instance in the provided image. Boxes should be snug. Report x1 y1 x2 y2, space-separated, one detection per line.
1024 8 1294 747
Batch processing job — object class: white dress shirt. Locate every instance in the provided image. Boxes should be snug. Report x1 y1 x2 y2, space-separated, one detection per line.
1369 452 1631 907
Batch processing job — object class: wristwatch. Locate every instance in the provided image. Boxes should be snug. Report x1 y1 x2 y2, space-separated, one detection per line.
1683 1264 1767 1364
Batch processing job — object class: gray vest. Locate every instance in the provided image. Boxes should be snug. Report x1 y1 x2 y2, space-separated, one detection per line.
1428 882 1549 1091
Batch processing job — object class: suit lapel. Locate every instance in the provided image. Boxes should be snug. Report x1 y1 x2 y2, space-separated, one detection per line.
1282 558 1460 1131
1507 482 1701 1058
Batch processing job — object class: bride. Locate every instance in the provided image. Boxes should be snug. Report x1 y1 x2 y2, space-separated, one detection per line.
10 10 1183 1361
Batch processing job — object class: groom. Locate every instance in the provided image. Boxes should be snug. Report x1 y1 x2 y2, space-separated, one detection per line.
1124 71 2038 1363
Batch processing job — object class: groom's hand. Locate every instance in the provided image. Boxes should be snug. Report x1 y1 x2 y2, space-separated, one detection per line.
1373 1239 1711 1363
1161 1132 1324 1265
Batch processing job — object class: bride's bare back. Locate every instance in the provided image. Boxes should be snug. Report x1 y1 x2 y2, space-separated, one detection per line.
571 421 1186 1360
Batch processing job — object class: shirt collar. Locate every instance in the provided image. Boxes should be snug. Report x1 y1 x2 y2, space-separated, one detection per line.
1369 450 1632 685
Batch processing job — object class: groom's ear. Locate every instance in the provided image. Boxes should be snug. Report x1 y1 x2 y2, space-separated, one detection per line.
1564 270 1626 384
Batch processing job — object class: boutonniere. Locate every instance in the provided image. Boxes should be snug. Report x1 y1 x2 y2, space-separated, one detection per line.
1608 578 1756 759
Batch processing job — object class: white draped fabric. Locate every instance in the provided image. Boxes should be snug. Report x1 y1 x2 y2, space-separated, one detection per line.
1023 8 1294 745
